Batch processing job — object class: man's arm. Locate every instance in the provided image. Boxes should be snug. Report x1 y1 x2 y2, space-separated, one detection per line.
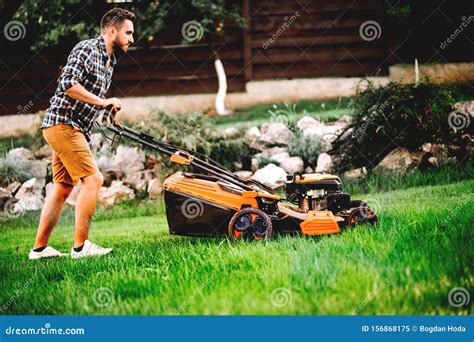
59 44 121 111
65 84 121 110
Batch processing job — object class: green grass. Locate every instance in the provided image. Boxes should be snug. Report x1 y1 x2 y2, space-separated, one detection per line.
1 179 472 315
212 97 353 129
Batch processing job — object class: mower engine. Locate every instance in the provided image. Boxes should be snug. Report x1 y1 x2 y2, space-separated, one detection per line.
285 173 351 214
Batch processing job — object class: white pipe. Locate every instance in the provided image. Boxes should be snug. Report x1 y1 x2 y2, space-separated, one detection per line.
214 58 231 116
415 58 419 84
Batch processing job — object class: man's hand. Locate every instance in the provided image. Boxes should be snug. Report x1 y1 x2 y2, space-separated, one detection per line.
101 97 122 112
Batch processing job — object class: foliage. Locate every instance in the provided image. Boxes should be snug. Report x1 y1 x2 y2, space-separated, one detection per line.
331 80 468 172
13 0 244 50
287 131 322 167
0 154 34 187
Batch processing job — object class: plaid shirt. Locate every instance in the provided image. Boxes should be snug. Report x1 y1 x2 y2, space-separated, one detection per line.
41 35 116 141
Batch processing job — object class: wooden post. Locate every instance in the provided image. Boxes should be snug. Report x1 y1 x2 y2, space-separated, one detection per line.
242 0 253 81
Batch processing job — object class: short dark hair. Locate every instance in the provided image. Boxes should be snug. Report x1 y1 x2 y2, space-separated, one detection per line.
100 8 135 32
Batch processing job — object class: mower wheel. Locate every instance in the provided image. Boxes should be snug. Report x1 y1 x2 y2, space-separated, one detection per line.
228 208 273 240
346 206 378 227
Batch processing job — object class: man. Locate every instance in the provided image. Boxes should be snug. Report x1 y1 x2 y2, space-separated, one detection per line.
29 8 135 260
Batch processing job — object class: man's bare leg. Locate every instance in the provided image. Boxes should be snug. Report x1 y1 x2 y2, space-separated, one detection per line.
73 172 104 248
33 182 73 249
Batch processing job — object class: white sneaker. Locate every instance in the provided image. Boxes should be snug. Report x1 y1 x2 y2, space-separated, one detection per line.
70 240 113 259
29 246 66 260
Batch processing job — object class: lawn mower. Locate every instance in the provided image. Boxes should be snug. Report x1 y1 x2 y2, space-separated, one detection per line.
97 107 378 240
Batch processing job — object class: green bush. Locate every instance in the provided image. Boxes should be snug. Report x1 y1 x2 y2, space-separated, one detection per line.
288 130 322 167
0 154 34 187
331 80 471 172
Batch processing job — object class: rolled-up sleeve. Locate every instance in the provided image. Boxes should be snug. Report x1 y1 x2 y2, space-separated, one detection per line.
58 44 93 92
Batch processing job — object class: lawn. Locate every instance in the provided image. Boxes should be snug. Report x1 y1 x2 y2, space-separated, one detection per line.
1 177 472 315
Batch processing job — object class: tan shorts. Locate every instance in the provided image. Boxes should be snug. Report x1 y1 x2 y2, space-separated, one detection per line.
42 124 99 186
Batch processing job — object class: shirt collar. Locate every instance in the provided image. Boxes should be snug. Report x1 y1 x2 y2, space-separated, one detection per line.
97 35 116 67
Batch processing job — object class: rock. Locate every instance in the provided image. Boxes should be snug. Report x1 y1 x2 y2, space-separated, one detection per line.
66 184 81 206
428 156 438 167
15 178 45 211
374 148 422 173
113 145 145 176
101 169 124 187
251 164 287 189
34 145 52 160
297 116 324 139
224 127 239 138
30 160 48 180
260 146 288 159
280 156 304 174
258 123 294 146
147 178 163 199
6 181 21 195
305 166 314 174
98 180 135 207
124 170 154 193
244 126 261 142
297 116 321 131
422 143 432 153
90 133 103 151
343 167 367 180
270 152 290 165
8 147 34 160
45 182 54 198
316 153 333 173
233 170 253 180
454 100 474 115
233 162 243 171
251 157 259 172
0 187 12 208
430 144 452 164
335 115 353 125
321 124 345 142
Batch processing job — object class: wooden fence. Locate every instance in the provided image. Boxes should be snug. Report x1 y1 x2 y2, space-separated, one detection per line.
0 0 387 114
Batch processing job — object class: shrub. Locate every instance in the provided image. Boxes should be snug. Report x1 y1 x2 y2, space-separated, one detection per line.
0 154 34 187
288 130 322 167
331 80 471 172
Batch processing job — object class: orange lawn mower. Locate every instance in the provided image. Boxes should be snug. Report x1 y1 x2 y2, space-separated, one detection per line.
97 108 378 240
